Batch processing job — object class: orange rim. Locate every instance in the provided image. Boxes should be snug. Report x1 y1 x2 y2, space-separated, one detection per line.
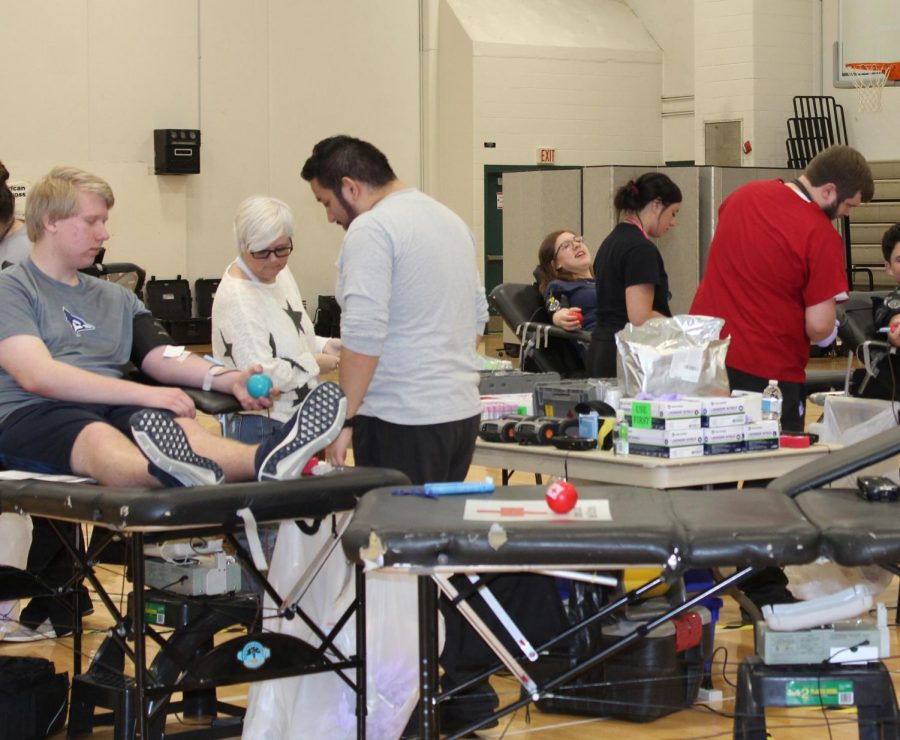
846 62 900 81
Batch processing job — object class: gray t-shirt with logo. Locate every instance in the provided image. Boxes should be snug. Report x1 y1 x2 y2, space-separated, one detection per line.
0 258 148 422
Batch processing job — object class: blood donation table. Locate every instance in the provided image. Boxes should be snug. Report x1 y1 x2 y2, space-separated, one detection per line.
473 438 839 487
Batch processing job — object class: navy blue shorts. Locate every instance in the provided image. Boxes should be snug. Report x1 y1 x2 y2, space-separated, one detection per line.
0 401 146 475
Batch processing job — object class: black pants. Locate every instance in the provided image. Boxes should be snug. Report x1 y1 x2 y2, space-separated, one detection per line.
351 414 481 485
19 518 90 635
727 366 806 433
586 337 617 378
726 367 803 610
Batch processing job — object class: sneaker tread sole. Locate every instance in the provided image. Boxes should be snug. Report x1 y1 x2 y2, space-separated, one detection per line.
130 410 224 487
258 382 346 481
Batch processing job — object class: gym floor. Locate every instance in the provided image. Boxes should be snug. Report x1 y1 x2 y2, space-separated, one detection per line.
9 494 897 739
2 336 897 739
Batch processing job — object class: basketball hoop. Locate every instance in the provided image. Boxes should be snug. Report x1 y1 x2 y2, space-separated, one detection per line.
845 62 895 113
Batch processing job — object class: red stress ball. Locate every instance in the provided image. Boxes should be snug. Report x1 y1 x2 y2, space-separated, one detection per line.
302 456 320 476
545 480 578 514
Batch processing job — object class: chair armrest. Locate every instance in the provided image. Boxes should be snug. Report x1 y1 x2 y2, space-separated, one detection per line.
517 322 591 345
183 388 243 416
124 366 243 416
859 339 894 377
571 328 592 344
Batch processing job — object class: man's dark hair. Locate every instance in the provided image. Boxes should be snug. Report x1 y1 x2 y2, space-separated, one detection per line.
300 135 396 193
805 145 875 203
881 223 900 262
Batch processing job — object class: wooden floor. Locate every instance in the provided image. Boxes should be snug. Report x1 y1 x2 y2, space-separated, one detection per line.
2 338 898 738
3 495 897 739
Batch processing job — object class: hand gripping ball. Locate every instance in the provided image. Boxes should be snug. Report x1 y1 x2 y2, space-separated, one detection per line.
247 373 274 398
545 480 578 514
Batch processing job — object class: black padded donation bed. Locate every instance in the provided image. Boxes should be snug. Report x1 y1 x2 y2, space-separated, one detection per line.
343 430 900 739
0 466 409 740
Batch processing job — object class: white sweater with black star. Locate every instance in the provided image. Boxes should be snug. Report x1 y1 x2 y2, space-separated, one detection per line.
211 265 329 422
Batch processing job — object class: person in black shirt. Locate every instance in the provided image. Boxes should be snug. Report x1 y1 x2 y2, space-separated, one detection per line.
587 173 682 377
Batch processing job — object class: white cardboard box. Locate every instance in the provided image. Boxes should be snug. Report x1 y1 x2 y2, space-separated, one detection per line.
629 443 705 459
628 426 705 447
620 398 702 419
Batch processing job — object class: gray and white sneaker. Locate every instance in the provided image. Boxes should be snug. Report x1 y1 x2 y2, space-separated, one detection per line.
256 381 346 481
130 410 225 487
3 618 57 642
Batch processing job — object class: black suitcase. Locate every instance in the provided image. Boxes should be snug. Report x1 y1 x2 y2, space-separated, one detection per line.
314 295 341 338
195 278 220 319
145 275 192 321
164 318 212 345
0 656 68 739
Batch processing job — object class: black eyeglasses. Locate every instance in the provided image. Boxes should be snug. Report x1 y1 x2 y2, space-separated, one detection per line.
554 235 584 259
251 238 293 260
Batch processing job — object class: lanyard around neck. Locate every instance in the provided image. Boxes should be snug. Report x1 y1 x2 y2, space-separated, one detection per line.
624 215 649 239
234 255 263 284
791 178 813 202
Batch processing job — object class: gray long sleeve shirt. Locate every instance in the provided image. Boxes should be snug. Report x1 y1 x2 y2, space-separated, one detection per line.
336 188 489 425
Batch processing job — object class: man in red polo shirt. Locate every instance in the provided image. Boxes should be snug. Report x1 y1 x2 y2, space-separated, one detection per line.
692 145 874 432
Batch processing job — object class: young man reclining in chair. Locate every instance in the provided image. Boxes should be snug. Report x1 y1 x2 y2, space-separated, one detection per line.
877 223 900 346
849 223 900 400
0 167 346 488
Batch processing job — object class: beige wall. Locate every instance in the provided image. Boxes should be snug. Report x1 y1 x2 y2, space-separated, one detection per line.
5 0 900 310
437 0 664 273
2 0 421 306
823 0 900 162
693 0 819 168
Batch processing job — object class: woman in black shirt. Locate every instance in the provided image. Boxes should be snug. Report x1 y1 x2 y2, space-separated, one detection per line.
587 173 682 378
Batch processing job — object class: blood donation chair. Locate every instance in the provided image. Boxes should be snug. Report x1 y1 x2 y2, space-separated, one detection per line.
489 282 590 378
774 290 890 396
80 261 147 302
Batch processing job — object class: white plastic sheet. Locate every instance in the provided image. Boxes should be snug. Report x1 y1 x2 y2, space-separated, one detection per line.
793 395 899 603
242 520 423 740
809 395 900 486
786 559 893 601
0 513 32 636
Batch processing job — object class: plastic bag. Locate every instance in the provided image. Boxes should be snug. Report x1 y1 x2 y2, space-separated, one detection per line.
813 395 899 446
242 519 423 740
0 513 32 637
808 395 900 487
785 559 893 601
616 315 730 397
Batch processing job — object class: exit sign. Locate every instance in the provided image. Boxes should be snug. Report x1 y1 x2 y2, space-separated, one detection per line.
537 147 556 164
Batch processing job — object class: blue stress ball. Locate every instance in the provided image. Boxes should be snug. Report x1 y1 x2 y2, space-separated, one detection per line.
247 373 273 398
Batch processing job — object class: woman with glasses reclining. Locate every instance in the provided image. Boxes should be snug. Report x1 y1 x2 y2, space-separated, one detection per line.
212 195 341 444
536 229 596 333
